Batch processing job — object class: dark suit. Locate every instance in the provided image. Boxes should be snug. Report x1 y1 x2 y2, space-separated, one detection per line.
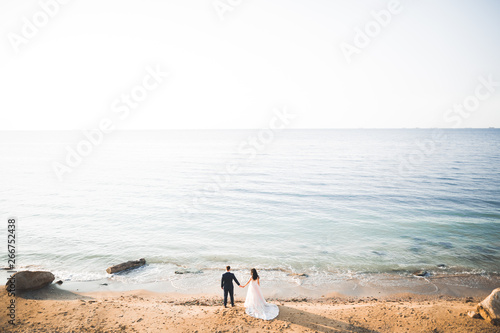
221 271 240 306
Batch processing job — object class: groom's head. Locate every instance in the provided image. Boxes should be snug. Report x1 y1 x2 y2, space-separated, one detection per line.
226 266 230 271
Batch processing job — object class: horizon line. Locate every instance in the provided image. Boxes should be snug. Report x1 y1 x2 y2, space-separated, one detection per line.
0 127 498 131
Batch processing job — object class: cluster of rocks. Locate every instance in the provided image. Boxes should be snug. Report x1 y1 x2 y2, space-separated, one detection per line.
5 258 147 292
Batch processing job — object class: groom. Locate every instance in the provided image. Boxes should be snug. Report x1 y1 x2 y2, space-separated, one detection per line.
221 266 241 307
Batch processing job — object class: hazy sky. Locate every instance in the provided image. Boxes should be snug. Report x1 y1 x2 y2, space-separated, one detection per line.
1 0 499 130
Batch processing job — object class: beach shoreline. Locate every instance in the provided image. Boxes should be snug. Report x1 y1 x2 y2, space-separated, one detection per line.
2 285 500 332
12 270 498 299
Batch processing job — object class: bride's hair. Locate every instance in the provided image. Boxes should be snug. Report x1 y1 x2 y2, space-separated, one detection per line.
251 268 259 280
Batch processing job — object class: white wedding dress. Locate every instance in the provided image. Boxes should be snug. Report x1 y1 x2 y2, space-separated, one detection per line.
244 279 279 320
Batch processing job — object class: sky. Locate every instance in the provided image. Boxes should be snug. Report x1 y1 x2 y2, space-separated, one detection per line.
1 0 499 130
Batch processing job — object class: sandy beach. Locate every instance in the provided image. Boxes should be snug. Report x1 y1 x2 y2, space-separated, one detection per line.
2 285 500 333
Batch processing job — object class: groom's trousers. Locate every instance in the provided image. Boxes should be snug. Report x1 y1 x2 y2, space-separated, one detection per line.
223 286 234 307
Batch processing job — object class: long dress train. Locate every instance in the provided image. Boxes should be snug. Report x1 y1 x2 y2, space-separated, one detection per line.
244 279 279 320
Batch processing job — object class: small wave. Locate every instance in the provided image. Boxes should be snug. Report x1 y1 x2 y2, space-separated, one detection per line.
51 270 108 282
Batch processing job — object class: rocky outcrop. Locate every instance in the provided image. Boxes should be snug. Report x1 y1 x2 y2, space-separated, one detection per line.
5 271 55 291
413 270 429 277
106 258 146 274
477 288 500 325
467 311 481 319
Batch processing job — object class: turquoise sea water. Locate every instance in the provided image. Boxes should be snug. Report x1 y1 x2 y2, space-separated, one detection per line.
1 129 499 292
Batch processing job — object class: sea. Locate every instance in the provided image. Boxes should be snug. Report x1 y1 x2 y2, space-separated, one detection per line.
1 129 499 296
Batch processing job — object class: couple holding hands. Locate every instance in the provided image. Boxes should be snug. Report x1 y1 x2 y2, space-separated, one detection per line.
221 266 279 320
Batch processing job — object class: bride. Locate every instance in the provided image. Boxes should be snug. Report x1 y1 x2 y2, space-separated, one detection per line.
240 268 279 320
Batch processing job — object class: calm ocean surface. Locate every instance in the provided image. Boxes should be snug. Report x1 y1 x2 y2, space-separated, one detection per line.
1 129 499 292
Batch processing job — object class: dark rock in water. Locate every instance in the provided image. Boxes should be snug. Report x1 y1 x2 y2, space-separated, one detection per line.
437 264 446 268
55 280 63 285
409 247 422 253
174 269 202 275
438 242 453 249
106 258 146 274
5 271 55 291
287 273 309 278
477 287 500 325
468 245 497 255
413 270 429 277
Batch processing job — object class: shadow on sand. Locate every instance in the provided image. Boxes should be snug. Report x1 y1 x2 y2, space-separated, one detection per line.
277 305 379 333
15 284 94 301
